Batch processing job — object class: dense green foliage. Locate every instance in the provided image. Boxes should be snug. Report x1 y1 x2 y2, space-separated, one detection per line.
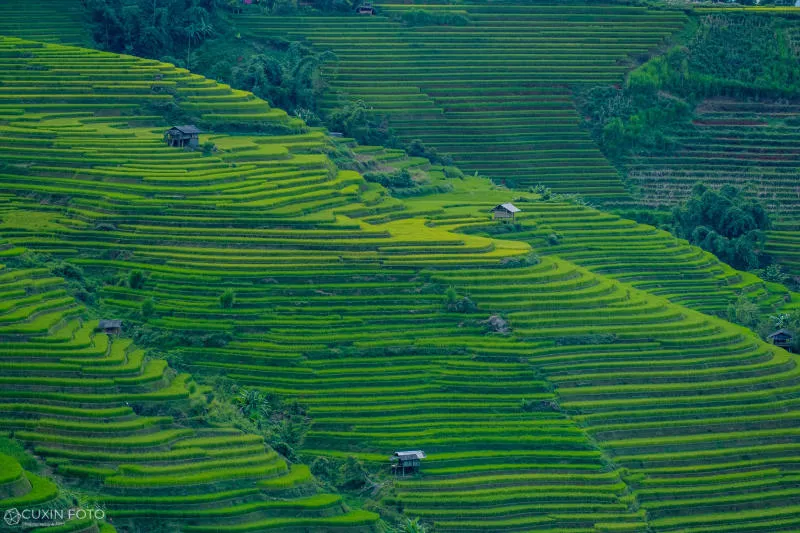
363 169 413 189
210 384 311 461
85 0 336 121
577 84 690 160
727 296 800 350
578 11 800 279
672 183 771 270
581 13 800 160
128 269 146 289
617 182 779 274
86 0 223 64
641 14 800 97
226 42 337 118
327 99 393 145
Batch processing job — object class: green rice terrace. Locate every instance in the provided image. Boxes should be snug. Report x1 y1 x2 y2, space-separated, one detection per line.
231 2 800 278
583 8 800 278
0 1 798 533
624 98 800 276
236 3 688 203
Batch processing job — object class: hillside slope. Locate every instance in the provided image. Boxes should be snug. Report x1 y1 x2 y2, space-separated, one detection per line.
1 0 795 283
0 452 112 532
236 3 688 204
626 97 800 276
582 8 800 278
0 0 89 46
0 34 799 533
234 4 800 281
0 253 378 532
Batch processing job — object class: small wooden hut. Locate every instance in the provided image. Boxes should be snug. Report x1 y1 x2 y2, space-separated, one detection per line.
97 319 122 335
491 203 520 221
391 450 425 476
768 329 794 351
164 125 202 148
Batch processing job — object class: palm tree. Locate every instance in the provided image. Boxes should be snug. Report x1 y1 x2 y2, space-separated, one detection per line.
235 389 271 422
401 518 427 533
184 14 214 69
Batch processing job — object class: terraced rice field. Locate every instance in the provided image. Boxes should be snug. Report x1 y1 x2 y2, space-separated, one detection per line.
235 3 688 203
1 33 800 531
624 98 800 276
233 4 800 278
407 188 795 316
0 0 89 46
0 36 304 128
769 220 800 277
0 253 377 532
0 453 112 532
628 99 800 215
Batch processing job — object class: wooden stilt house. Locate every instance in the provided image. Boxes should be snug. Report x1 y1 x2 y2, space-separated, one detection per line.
391 450 426 476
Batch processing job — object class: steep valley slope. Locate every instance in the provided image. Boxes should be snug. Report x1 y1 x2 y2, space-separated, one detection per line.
0 3 798 533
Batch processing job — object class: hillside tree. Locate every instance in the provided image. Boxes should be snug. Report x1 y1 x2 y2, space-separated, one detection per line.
671 183 770 270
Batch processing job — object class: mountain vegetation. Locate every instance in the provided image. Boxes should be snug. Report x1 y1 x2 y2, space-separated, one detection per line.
0 1 798 532
671 183 771 270
577 10 800 282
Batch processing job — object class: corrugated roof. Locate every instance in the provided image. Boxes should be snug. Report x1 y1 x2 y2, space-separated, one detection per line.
169 125 202 134
393 450 426 459
491 203 520 213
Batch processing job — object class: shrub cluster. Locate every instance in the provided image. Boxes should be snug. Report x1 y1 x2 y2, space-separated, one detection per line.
671 183 770 270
